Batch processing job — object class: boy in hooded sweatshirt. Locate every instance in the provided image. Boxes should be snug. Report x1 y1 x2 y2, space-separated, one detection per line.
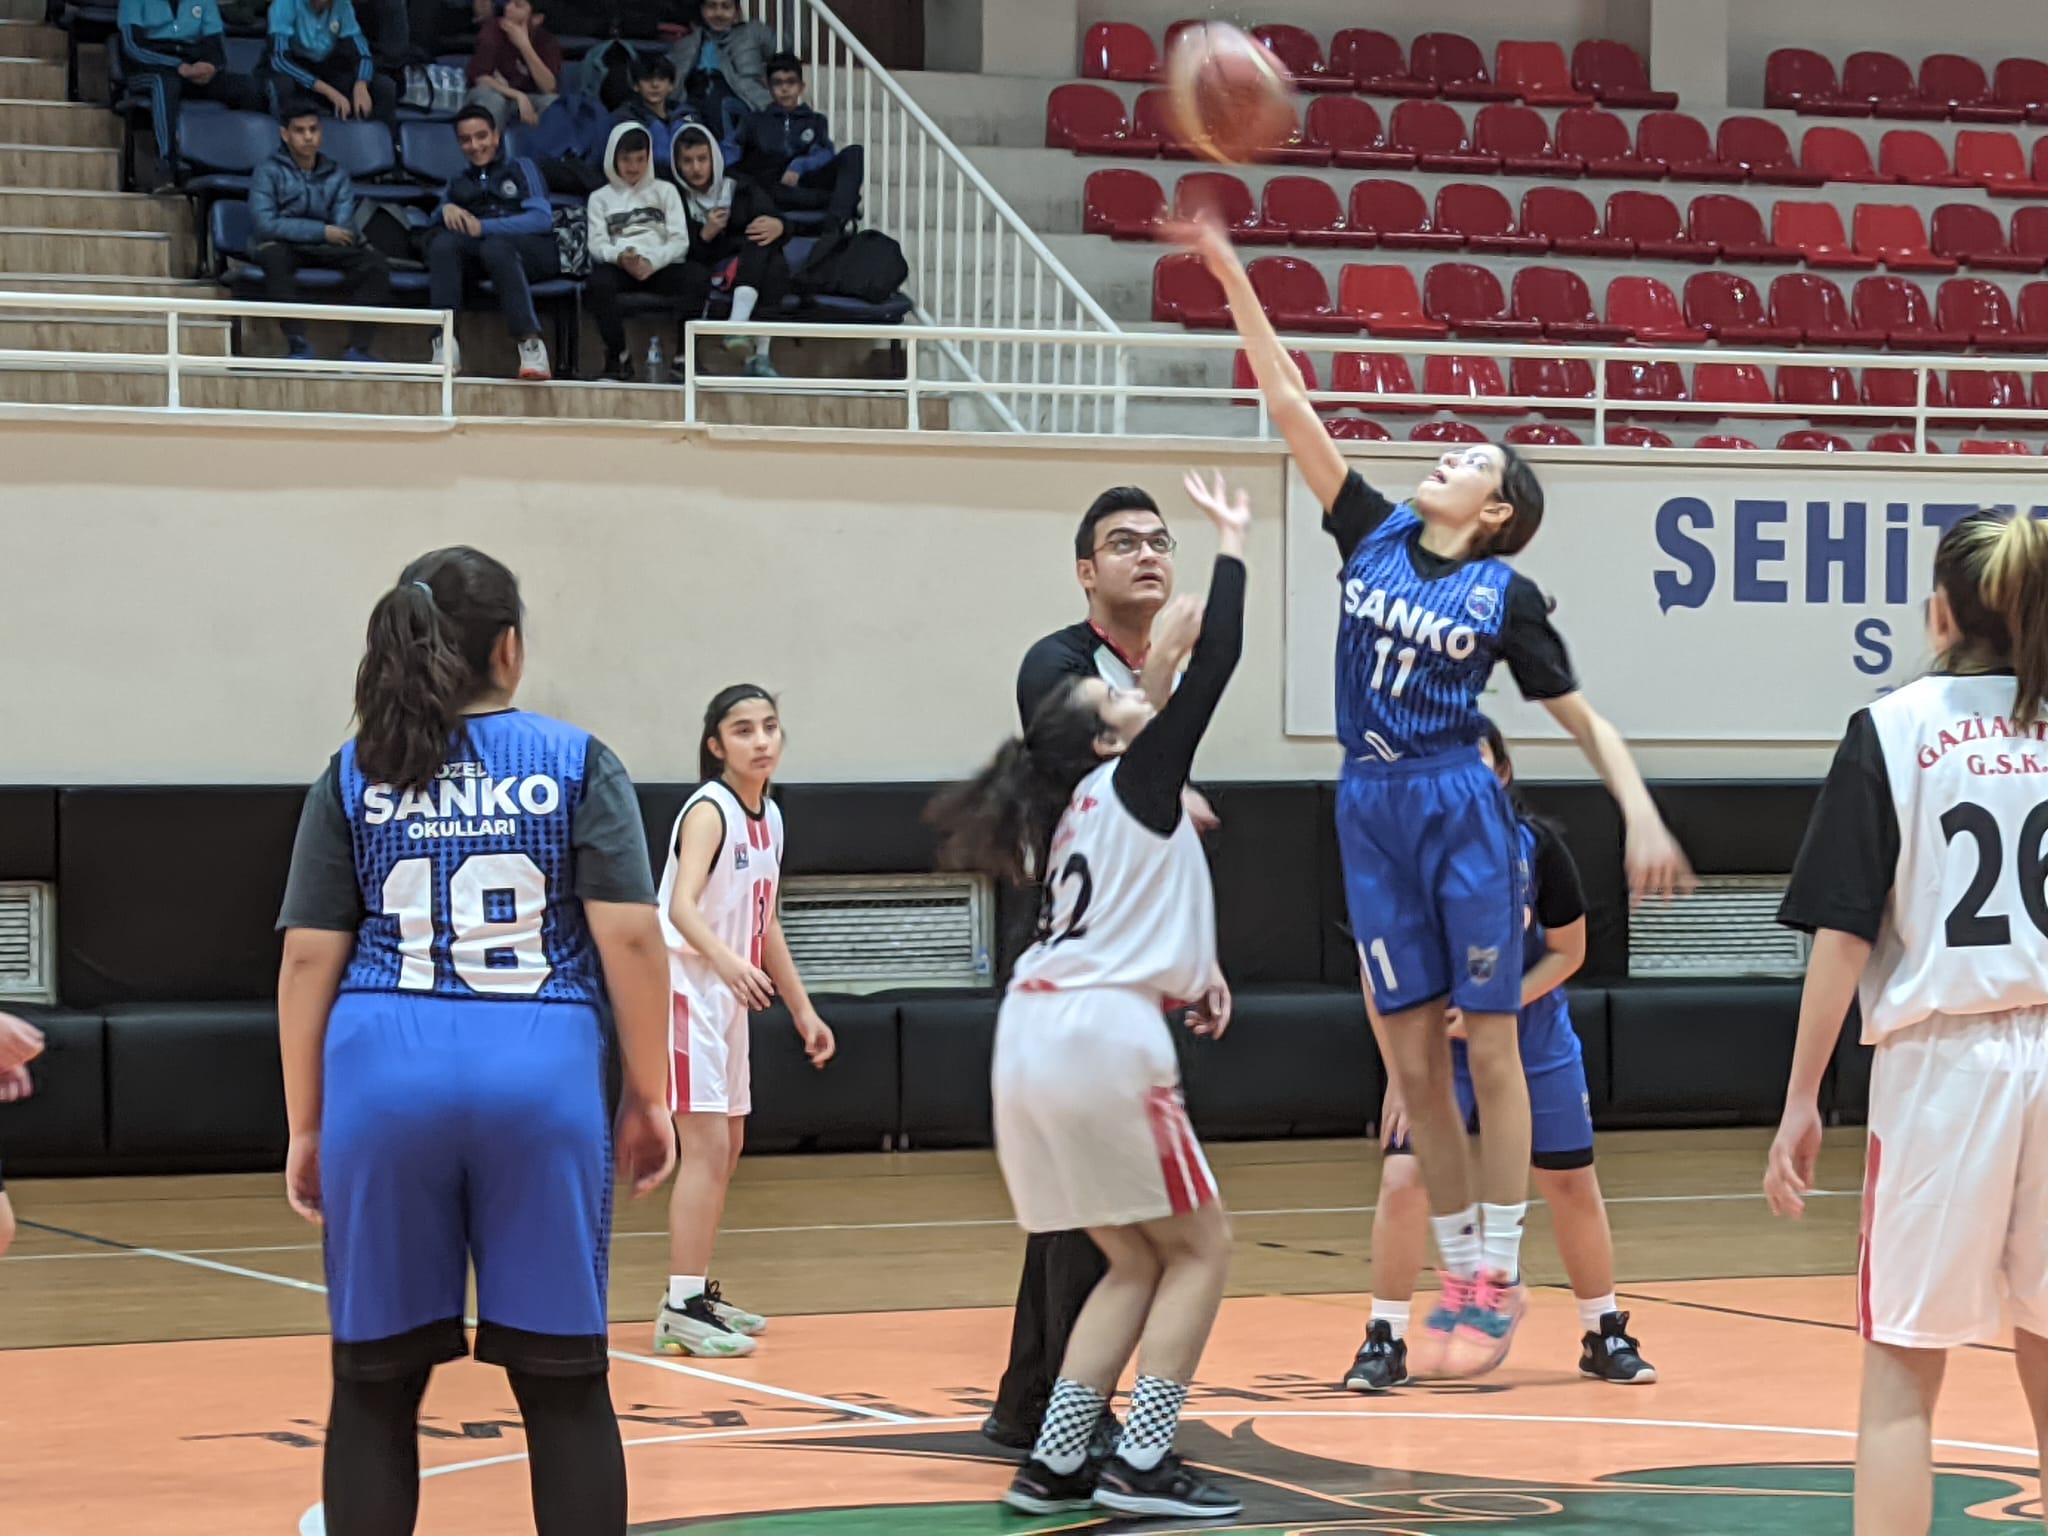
671 120 786 378
585 122 700 381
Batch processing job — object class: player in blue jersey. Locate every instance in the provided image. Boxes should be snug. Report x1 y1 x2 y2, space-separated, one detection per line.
1349 718 1655 1392
1171 213 1691 1379
275 546 676 1536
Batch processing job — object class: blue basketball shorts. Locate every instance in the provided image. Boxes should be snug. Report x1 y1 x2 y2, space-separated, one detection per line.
1337 747 1527 1016
320 992 614 1380
1388 1037 1596 1172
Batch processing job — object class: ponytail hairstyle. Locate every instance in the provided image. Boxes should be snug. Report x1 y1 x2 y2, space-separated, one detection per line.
1933 509 2048 727
1483 442 1546 556
928 677 1112 885
700 683 778 781
353 546 523 793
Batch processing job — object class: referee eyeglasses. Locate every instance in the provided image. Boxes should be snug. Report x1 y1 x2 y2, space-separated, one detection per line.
1093 530 1177 558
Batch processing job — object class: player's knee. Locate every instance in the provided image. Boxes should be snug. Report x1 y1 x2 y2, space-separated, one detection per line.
1378 1151 1426 1201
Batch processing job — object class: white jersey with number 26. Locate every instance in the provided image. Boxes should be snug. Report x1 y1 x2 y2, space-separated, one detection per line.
657 779 783 1023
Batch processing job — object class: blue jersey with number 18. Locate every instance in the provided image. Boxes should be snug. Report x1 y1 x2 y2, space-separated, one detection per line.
336 710 606 1005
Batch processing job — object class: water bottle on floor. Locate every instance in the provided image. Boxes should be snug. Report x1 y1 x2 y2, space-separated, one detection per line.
647 335 664 380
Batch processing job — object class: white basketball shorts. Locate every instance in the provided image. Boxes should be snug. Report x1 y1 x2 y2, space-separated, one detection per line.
670 989 750 1117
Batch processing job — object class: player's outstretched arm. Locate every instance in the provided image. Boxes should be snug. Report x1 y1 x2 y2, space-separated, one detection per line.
1541 692 1696 904
1163 212 1349 511
277 928 352 1222
1764 928 1869 1219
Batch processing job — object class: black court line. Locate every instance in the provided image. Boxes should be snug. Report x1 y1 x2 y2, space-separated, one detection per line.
1617 1286 2018 1357
17 1217 139 1251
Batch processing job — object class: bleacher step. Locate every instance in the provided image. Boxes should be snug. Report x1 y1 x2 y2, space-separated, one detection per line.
0 188 188 234
0 141 123 189
0 226 174 278
0 314 231 354
0 0 47 22
0 273 215 298
0 99 125 148
0 56 62 99
0 19 61 61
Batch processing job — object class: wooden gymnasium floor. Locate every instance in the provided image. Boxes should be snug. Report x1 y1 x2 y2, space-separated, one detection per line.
2 1127 2041 1534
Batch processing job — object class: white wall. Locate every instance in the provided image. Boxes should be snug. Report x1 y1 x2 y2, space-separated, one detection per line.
1726 0 2048 107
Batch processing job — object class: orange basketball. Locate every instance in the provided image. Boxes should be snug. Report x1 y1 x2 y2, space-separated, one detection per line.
1165 21 1296 164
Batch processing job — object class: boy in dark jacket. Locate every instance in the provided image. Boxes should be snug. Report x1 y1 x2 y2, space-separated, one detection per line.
428 104 561 379
612 51 698 167
672 0 773 129
722 52 862 230
118 0 264 187
251 99 392 360
671 121 784 377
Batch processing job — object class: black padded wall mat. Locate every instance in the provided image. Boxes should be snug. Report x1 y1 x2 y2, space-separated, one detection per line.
0 789 57 881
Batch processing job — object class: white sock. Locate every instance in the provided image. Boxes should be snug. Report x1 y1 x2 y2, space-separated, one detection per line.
1371 1298 1411 1341
1480 1202 1527 1281
667 1274 705 1309
729 285 759 325
1430 1206 1482 1279
1578 1293 1618 1333
752 336 772 360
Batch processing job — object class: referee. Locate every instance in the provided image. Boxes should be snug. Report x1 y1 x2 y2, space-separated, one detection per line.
986 485 1217 1449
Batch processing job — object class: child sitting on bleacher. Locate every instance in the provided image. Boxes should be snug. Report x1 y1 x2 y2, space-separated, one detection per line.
463 0 562 129
259 0 396 122
672 0 773 133
671 120 784 378
250 97 392 361
118 0 265 189
613 52 699 168
722 53 861 234
585 122 696 382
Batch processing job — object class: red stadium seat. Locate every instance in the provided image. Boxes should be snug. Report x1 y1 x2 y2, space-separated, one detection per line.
1919 54 2022 122
1572 39 1676 110
1304 97 1413 170
1607 424 1675 448
1557 107 1666 178
1776 365 1859 412
1778 429 1854 451
1930 203 2044 270
1175 172 1288 244
1689 194 1800 263
1248 255 1358 331
1339 265 1451 338
1352 180 1462 250
1437 183 1548 254
2017 279 2048 338
1510 355 1596 415
1253 110 1331 169
1047 84 1159 156
1080 21 1161 83
1610 275 1710 342
1496 41 1592 107
1879 129 1977 187
1801 126 1894 184
1692 361 1773 411
1605 359 1688 419
1954 130 2048 195
1266 176 1376 248
1152 253 1229 326
1774 201 1879 269
1854 275 1969 349
1639 112 1744 181
1936 277 2048 349
1853 204 1958 272
1083 169 1166 239
1862 365 1943 424
1993 57 2048 121
1719 116 1826 185
1608 190 1716 260
1505 422 1586 445
1685 270 1802 344
1843 51 1947 119
1524 186 1634 257
1766 48 1869 115
1251 24 1352 92
1129 89 1196 161
2009 205 2048 265
1697 434 1761 449
1514 266 1631 342
1870 431 1938 452
1475 104 1582 176
1411 420 1490 442
1233 348 1321 407
1328 417 1394 441
1960 437 2033 454
1390 100 1500 173
1773 271 1887 346
1412 32 1517 101
1426 261 1543 338
1161 19 1203 58
1944 367 2028 428
1330 29 1436 97
1331 350 1423 411
1421 354 1516 414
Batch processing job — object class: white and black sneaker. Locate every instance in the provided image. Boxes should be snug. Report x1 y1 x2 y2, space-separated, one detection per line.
1580 1310 1657 1384
1003 1457 1097 1515
1343 1318 1410 1392
1093 1453 1242 1519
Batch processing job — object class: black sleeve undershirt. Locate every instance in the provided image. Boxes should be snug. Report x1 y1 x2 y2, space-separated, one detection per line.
1322 470 1399 564
1113 555 1246 835
1778 710 1899 942
1528 819 1587 930
1499 575 1579 701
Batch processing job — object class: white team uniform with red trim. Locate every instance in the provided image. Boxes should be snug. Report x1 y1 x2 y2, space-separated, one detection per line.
1857 675 2048 1348
994 760 1220 1232
657 780 782 1117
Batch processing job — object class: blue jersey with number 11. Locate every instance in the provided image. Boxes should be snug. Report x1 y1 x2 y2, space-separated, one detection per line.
336 710 606 1004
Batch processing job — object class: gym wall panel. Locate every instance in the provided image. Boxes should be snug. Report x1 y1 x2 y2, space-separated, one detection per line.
0 789 56 881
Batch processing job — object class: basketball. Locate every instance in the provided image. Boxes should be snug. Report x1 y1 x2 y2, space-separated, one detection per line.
1164 21 1296 164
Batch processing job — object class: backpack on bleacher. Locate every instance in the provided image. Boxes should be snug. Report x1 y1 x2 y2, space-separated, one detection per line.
791 229 908 305
552 206 591 277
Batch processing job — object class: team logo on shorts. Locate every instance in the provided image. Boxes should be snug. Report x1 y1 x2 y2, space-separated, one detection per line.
1466 586 1500 623
1467 945 1499 984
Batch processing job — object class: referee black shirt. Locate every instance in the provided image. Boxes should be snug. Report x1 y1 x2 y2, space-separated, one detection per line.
1016 620 1145 728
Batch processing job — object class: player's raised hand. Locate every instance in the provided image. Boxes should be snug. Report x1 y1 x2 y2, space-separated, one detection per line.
1182 469 1251 539
617 1095 678 1198
1626 819 1697 906
1160 205 1242 283
1150 594 1204 669
1764 1099 1823 1219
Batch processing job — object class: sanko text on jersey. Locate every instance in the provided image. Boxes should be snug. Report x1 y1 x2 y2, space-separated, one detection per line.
1340 583 1481 660
361 765 565 841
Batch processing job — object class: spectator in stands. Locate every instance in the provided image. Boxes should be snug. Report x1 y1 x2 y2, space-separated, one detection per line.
724 53 862 233
672 0 774 132
261 0 398 121
0 1011 44 1260
429 104 561 379
614 52 699 167
464 0 562 130
117 0 265 190
252 98 393 362
586 123 696 381
672 120 785 377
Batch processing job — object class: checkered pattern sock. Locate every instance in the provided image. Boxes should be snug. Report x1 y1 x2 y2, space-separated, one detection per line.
1115 1375 1190 1472
1030 1379 1107 1475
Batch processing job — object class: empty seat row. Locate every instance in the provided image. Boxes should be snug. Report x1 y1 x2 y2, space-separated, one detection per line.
1082 22 1673 109
1768 48 2048 123
1155 255 2048 353
1324 420 2011 452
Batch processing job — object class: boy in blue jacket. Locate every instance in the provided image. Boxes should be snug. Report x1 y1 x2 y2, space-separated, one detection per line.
722 53 861 230
427 104 561 380
117 0 264 187
259 0 395 122
251 99 392 361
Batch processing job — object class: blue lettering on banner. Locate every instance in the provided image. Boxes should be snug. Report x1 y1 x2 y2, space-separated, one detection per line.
1853 619 1892 676
1653 497 1713 613
1733 500 1789 603
1885 503 1910 605
1806 501 1866 603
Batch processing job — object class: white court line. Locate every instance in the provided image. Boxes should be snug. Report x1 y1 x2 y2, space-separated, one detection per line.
1 1187 1860 1263
605 1346 915 1422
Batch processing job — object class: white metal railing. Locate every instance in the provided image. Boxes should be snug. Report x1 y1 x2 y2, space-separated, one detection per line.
0 292 457 419
739 0 1124 434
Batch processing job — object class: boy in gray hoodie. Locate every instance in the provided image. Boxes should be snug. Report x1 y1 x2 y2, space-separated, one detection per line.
585 121 700 380
671 120 786 377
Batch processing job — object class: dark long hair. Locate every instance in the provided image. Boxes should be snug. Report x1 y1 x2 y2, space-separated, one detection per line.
928 677 1109 884
1934 509 2048 727
353 547 522 792
700 683 777 780
1484 443 1546 556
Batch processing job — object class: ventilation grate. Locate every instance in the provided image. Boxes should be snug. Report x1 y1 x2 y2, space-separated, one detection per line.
1627 875 1809 979
0 882 55 1004
779 874 994 992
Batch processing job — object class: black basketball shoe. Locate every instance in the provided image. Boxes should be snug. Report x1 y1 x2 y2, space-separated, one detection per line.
1093 1453 1243 1519
1343 1318 1411 1391
1004 1457 1099 1515
1580 1310 1658 1384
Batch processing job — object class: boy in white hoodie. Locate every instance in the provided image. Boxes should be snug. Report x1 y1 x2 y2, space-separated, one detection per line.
585 121 702 381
